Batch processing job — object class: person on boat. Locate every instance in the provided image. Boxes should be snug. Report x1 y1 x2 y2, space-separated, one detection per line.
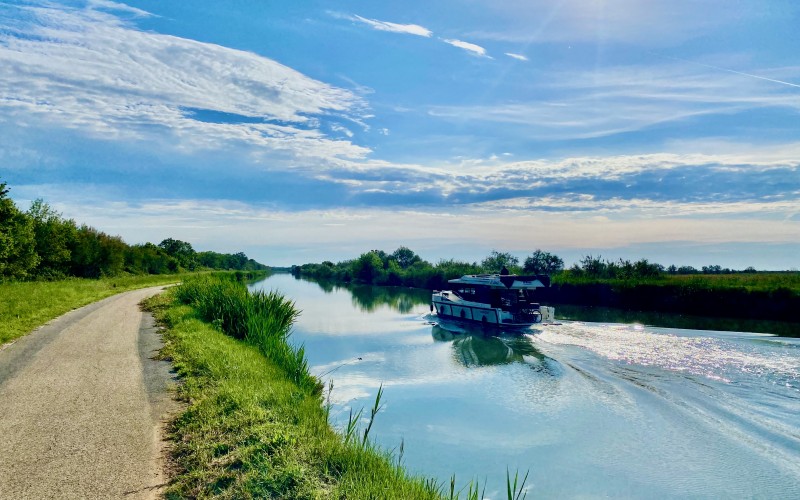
500 265 510 275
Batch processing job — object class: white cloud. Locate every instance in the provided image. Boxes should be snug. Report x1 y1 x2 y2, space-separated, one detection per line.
351 14 432 37
442 38 489 57
505 52 528 61
0 2 370 163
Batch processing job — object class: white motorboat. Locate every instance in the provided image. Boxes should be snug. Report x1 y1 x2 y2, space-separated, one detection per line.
431 274 555 328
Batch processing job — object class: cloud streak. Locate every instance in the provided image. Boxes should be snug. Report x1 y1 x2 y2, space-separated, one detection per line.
443 38 489 57
338 12 491 58
351 14 432 37
505 52 528 61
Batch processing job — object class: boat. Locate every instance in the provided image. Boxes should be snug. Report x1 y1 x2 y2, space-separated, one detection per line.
431 274 555 328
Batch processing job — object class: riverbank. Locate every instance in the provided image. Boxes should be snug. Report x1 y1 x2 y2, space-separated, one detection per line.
542 273 800 322
293 264 800 323
144 275 448 498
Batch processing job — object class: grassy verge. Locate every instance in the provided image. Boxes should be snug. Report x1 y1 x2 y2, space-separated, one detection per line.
144 275 452 499
0 273 187 344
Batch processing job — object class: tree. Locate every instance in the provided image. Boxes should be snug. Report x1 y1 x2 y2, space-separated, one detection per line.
391 246 421 269
0 182 39 279
158 238 197 270
481 250 519 273
523 249 564 275
353 251 385 284
578 255 607 278
27 199 77 278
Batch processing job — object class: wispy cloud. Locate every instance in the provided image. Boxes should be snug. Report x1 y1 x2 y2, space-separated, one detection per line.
504 52 528 61
443 38 489 57
335 12 492 59
0 2 369 164
428 61 800 139
350 14 432 37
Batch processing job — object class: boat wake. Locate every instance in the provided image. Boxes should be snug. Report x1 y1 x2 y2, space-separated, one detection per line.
536 321 799 388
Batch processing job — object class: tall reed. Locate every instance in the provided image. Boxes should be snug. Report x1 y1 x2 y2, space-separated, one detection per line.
174 274 319 394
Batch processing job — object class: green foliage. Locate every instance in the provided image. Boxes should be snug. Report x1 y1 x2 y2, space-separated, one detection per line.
392 246 422 269
0 182 40 279
481 250 520 274
197 250 268 271
159 237 197 270
523 249 564 275
0 179 268 282
174 275 318 394
291 247 484 289
353 251 385 284
27 199 77 278
568 255 664 280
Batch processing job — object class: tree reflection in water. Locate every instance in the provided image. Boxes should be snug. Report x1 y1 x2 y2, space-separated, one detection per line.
347 285 430 313
432 322 560 375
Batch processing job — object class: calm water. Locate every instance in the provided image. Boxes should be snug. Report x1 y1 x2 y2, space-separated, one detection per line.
252 274 800 498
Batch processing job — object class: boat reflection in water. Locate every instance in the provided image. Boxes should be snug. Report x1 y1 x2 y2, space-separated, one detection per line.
431 320 561 375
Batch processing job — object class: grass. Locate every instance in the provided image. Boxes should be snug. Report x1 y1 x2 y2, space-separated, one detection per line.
554 272 800 293
0 273 186 344
146 275 450 499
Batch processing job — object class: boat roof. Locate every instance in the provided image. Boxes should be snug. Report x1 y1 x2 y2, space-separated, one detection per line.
448 274 550 289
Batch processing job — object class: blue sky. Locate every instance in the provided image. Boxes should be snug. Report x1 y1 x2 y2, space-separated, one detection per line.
1 0 798 268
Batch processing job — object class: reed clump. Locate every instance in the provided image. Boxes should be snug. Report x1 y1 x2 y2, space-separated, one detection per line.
174 274 319 394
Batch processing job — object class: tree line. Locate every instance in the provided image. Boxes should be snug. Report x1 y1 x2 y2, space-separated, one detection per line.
292 247 776 289
0 181 266 281
291 247 565 289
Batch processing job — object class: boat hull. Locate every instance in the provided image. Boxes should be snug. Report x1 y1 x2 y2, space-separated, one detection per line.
431 296 542 328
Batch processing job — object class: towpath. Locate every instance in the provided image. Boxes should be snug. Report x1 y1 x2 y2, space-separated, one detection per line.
0 286 176 499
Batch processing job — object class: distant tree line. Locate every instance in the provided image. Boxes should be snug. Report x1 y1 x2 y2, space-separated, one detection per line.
567 255 761 279
291 247 565 289
292 246 776 289
0 181 267 281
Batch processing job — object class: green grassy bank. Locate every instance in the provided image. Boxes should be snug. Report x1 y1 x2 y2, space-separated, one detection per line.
0 273 187 344
144 275 457 499
543 273 800 322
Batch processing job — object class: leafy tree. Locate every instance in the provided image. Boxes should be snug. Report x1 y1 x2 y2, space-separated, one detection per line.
523 249 564 275
158 238 197 270
578 255 607 278
0 182 39 279
27 199 77 278
126 243 175 274
481 250 519 273
353 251 385 284
391 246 421 269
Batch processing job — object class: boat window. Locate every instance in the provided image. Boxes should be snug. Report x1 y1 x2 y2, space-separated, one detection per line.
457 287 476 296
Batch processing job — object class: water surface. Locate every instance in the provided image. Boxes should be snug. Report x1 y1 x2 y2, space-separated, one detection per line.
252 274 800 498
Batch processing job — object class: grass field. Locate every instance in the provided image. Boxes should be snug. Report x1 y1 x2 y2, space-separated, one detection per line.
0 274 184 345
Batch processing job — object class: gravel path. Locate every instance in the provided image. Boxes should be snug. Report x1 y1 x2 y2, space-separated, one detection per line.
0 286 177 499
